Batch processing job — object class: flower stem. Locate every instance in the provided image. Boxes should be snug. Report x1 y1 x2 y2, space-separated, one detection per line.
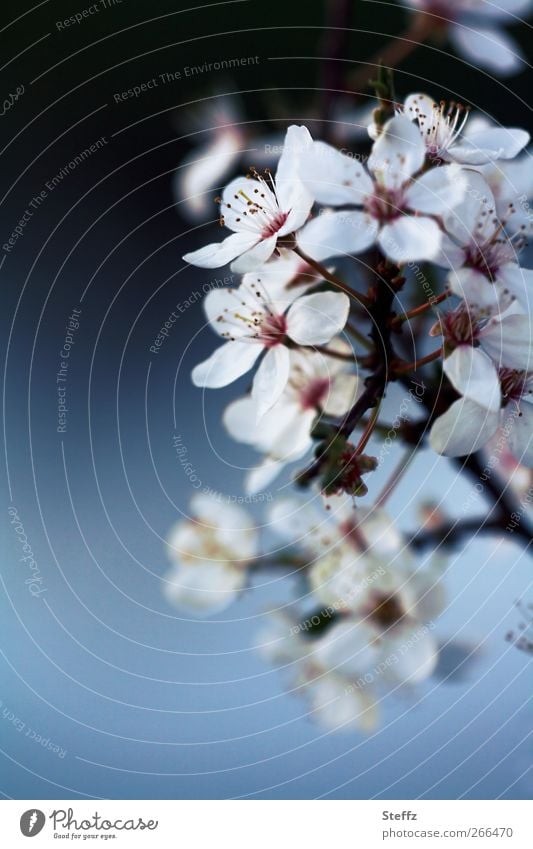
392 291 450 326
293 245 371 307
375 446 417 508
393 347 442 374
355 399 382 453
312 345 357 362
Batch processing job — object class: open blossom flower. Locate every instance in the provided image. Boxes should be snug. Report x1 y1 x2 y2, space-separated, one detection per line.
164 495 258 615
191 275 350 417
298 115 466 264
430 305 533 461
396 93 529 165
308 508 445 684
480 154 533 236
182 125 313 272
437 171 532 313
430 366 533 464
404 0 532 76
223 344 360 493
257 613 379 732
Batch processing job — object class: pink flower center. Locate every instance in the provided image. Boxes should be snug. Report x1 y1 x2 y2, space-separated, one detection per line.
442 305 479 347
299 377 331 410
261 210 289 239
365 185 405 223
499 368 532 405
259 313 287 347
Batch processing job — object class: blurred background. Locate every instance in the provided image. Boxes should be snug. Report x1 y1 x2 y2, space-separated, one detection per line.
2 0 532 799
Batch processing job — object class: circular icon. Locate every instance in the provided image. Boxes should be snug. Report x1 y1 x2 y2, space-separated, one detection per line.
20 810 46 837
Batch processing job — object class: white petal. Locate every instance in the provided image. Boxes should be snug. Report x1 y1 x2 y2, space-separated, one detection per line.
443 346 501 411
203 285 257 338
251 345 291 418
230 234 278 273
221 176 273 232
297 210 378 260
313 620 381 678
404 165 466 215
323 373 360 417
368 115 426 190
450 128 530 165
381 627 438 684
496 264 533 313
306 673 379 732
429 398 500 457
506 402 533 467
222 396 259 445
298 140 373 205
450 24 524 76
378 216 442 263
443 170 496 247
191 340 262 388
245 459 287 494
287 291 350 345
403 93 437 127
174 131 242 221
183 231 259 269
189 493 256 534
163 563 245 616
275 125 315 226
448 266 502 312
481 314 533 370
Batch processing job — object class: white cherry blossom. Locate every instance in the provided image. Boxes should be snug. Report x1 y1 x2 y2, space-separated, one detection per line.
430 366 533 464
298 115 466 264
404 0 532 76
437 171 532 313
257 613 379 732
223 344 360 492
398 93 529 164
192 275 349 418
183 125 314 272
164 494 258 615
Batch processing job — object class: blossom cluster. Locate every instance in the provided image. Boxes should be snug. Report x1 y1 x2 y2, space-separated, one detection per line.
164 85 533 732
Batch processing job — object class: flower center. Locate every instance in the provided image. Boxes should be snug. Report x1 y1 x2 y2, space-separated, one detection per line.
259 313 287 347
442 305 479 348
368 592 405 629
219 168 289 240
464 238 516 280
299 377 331 410
499 368 532 405
365 184 405 223
412 99 469 159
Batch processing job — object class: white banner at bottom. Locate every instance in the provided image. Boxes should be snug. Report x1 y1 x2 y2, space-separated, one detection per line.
1 800 531 847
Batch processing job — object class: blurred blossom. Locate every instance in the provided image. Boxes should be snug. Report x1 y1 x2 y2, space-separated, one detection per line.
163 494 258 615
223 342 360 493
404 0 532 76
257 613 380 733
